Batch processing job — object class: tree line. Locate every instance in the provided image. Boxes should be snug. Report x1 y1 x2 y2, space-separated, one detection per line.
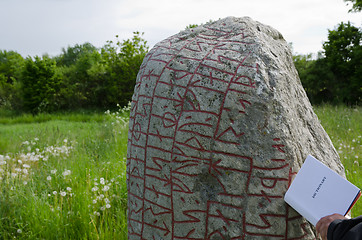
293 21 361 105
0 22 361 114
0 32 148 113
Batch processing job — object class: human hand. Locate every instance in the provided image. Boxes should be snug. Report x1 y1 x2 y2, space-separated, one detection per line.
316 213 347 240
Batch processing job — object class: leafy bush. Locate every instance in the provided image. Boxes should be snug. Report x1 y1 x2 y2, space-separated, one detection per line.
0 50 24 111
22 56 63 113
0 32 148 113
295 22 361 105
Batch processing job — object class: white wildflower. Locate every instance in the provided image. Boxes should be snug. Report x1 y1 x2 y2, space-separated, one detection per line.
102 185 110 192
100 206 106 211
47 176 52 181
92 187 99 192
60 191 66 197
93 199 97 204
106 204 111 209
66 187 72 192
62 169 71 176
53 191 57 195
100 178 105 185
23 164 30 168
51 169 57 174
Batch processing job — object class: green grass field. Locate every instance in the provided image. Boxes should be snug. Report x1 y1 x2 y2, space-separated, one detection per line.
0 104 360 239
0 108 130 239
313 105 361 216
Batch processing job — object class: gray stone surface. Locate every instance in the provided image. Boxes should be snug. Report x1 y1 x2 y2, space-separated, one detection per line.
126 16 344 239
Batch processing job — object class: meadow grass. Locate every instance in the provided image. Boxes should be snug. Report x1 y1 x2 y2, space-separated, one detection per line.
0 110 106 125
0 104 360 239
313 104 361 217
0 107 129 239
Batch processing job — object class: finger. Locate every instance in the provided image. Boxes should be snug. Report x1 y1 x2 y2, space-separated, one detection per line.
316 218 323 232
316 220 328 240
316 217 326 234
321 222 328 240
321 230 327 240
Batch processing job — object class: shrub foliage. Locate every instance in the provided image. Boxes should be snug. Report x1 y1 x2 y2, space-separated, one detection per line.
0 32 148 113
294 22 361 105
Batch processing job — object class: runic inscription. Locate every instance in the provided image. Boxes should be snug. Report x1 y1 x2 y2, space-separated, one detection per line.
127 17 341 239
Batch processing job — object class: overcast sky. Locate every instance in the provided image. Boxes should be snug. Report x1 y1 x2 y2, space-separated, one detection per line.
0 0 360 57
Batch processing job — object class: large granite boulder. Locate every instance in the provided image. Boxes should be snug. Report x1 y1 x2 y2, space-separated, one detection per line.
126 16 343 239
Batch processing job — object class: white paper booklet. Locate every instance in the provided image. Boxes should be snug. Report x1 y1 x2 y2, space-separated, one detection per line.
284 155 361 226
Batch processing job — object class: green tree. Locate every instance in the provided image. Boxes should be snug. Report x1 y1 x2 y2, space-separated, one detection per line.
322 22 362 104
2 32 149 113
100 31 149 107
294 53 335 104
22 56 63 113
344 0 362 12
0 50 24 110
56 42 98 67
56 43 103 109
295 22 361 105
